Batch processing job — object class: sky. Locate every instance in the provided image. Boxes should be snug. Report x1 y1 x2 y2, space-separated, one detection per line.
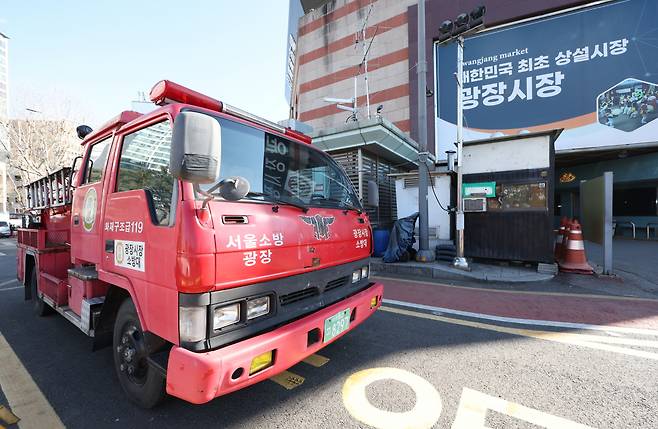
1 0 291 127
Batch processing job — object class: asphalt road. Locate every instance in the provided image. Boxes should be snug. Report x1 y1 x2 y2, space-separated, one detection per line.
1 238 657 428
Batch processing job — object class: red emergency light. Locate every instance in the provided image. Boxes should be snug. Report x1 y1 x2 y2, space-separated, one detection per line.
150 79 313 144
149 80 223 112
284 128 312 144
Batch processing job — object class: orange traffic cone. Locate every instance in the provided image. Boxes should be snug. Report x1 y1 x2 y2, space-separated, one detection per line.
559 220 593 274
554 217 569 261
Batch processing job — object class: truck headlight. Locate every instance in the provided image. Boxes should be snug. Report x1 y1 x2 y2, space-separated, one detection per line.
352 269 361 283
247 296 270 320
361 265 369 279
179 306 207 343
213 303 241 330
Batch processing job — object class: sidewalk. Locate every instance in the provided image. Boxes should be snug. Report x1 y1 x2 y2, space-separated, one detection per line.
377 276 658 330
371 257 554 283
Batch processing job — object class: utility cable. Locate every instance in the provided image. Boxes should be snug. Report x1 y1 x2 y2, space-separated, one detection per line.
427 167 451 213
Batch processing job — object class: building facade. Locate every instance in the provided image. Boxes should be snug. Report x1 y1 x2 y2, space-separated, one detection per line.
0 32 7 118
288 0 658 247
0 32 8 215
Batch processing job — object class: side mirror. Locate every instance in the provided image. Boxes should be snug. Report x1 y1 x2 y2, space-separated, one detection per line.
218 176 251 201
170 111 221 184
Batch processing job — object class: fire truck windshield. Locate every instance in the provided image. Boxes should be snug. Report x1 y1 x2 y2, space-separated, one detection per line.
198 116 362 211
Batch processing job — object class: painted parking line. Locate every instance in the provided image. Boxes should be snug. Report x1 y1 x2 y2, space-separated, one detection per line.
0 333 64 428
381 306 658 361
0 280 17 288
452 387 594 429
0 405 20 425
269 370 306 390
384 298 658 337
0 253 6 257
342 367 442 429
341 369 593 429
302 354 330 368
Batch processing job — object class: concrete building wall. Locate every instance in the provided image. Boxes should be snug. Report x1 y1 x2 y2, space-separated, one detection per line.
291 0 597 152
0 33 8 118
292 0 415 133
396 174 451 243
0 32 8 215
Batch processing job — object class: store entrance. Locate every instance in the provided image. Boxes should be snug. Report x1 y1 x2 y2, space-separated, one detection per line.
554 147 658 279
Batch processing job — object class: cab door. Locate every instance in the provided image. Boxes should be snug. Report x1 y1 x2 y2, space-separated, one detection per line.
100 117 179 340
70 135 113 264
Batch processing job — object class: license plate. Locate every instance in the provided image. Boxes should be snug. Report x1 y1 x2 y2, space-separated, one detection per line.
323 309 351 343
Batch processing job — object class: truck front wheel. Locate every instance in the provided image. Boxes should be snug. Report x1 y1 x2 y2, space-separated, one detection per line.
113 299 166 408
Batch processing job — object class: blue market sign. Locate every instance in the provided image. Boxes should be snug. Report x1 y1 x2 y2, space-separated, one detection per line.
435 0 658 157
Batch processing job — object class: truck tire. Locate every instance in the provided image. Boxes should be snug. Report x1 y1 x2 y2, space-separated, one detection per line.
30 269 52 317
113 299 166 408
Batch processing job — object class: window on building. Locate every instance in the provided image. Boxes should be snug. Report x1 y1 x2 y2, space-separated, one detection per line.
116 121 174 225
84 138 111 184
613 187 658 216
487 181 548 211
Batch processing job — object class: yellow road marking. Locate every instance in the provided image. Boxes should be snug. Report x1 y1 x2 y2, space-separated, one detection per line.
269 370 305 390
342 367 442 429
381 306 658 361
452 387 594 428
302 354 330 368
374 275 658 302
0 405 19 425
0 333 64 428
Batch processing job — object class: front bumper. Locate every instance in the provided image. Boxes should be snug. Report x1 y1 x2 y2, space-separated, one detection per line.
166 282 383 404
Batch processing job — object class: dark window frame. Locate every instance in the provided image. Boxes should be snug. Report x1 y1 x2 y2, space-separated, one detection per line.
82 137 112 185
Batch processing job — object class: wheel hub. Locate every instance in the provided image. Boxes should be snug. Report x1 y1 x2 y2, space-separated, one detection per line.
116 324 149 384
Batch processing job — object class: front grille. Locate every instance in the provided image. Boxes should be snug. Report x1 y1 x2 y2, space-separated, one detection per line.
279 287 319 306
279 275 350 307
325 276 349 292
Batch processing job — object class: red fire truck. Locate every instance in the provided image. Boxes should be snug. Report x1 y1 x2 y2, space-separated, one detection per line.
16 80 383 408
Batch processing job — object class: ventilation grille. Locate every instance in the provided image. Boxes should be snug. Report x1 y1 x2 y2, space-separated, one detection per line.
325 276 349 292
463 198 487 212
279 288 319 306
222 215 248 224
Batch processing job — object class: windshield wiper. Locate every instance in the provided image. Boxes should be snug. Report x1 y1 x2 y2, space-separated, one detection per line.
245 192 309 213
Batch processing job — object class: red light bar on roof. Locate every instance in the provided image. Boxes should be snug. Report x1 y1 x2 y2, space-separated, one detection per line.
149 80 310 143
149 80 223 112
284 128 312 144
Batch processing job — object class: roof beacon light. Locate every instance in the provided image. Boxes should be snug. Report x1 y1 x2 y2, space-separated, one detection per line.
284 127 312 144
149 79 312 144
149 80 223 112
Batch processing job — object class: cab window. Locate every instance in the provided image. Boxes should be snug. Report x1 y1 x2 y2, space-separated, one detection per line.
115 121 174 226
84 138 111 184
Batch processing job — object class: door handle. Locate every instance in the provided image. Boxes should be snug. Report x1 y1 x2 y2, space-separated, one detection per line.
105 240 114 253
73 215 80 226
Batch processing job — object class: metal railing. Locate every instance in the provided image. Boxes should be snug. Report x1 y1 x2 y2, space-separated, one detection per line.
614 220 636 239
647 222 658 240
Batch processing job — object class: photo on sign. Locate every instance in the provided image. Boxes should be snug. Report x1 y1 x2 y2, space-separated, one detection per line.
597 78 658 132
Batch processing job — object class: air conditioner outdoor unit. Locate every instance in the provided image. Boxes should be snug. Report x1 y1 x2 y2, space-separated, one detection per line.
463 197 487 212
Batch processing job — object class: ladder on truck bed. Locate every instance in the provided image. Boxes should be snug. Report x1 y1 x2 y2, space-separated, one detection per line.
26 167 72 209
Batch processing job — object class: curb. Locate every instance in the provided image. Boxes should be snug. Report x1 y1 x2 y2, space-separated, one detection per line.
371 259 554 283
